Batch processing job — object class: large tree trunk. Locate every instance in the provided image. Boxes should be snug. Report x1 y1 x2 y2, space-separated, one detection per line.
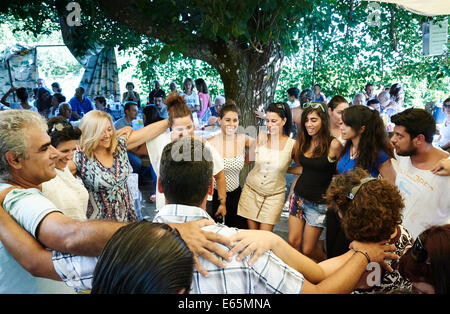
212 41 285 129
95 0 286 179
205 40 285 183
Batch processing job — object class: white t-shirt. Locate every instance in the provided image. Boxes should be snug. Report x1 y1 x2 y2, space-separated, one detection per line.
180 92 200 110
145 133 224 210
287 99 300 109
10 102 38 112
0 184 61 293
394 154 450 239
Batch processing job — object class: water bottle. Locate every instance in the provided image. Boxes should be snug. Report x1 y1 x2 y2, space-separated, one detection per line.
192 113 200 129
201 108 211 126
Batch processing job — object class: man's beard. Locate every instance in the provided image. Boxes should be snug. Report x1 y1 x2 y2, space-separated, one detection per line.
396 144 417 157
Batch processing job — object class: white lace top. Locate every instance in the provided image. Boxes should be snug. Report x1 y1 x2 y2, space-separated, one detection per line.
41 166 88 221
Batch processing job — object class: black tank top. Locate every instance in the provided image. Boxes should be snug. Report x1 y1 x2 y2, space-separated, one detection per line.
294 141 337 204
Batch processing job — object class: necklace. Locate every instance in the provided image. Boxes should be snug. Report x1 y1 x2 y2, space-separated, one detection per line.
350 145 358 159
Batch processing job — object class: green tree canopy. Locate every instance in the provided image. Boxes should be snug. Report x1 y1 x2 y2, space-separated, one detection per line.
1 0 449 119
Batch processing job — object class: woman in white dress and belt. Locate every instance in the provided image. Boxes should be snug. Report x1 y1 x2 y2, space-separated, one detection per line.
238 102 296 231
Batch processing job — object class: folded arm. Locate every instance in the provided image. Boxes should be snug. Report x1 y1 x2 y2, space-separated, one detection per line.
1 88 15 107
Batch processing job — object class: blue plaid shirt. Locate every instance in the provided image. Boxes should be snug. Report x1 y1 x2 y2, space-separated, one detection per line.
153 204 304 294
52 204 304 294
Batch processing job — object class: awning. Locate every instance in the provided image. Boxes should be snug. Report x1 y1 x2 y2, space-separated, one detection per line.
365 0 450 16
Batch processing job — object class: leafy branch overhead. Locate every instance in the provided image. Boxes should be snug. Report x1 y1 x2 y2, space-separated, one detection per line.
1 0 448 109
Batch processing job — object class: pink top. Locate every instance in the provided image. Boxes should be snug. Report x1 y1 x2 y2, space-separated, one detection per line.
197 92 211 118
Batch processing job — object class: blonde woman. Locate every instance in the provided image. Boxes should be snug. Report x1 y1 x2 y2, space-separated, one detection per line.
68 110 169 222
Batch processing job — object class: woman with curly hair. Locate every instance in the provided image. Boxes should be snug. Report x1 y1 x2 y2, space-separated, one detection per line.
324 168 414 294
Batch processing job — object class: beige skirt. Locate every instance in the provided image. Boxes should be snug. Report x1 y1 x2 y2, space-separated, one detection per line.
237 183 285 225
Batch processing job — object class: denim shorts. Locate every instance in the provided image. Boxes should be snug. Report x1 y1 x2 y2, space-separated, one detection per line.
289 194 327 228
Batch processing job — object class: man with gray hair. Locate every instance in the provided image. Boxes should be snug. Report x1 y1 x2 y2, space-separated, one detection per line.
352 93 367 106
377 91 390 111
203 95 225 126
57 102 72 121
0 110 233 293
0 132 398 293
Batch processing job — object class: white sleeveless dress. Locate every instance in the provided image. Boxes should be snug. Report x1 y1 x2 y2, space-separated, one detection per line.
238 138 295 224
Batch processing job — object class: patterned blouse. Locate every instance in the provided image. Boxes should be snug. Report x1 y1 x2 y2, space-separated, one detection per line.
73 136 138 222
352 225 414 294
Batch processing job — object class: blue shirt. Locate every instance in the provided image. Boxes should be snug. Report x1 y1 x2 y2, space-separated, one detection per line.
114 117 133 130
69 96 94 119
152 104 168 119
314 95 325 102
0 185 61 293
337 148 389 178
201 107 220 125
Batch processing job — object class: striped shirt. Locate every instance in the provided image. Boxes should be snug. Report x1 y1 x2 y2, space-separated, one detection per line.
53 204 304 294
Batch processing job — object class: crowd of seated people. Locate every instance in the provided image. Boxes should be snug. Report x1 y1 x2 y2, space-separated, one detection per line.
0 76 449 295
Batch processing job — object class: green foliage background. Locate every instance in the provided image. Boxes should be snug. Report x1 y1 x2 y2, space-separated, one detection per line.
1 0 448 106
116 1 450 106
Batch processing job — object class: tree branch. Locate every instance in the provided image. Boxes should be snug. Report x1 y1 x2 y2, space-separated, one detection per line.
95 0 214 61
389 5 398 52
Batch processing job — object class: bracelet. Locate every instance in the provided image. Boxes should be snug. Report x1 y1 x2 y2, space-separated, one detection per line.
218 197 226 203
353 250 371 264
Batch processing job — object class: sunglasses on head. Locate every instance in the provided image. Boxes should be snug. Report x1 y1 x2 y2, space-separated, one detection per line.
411 234 428 264
303 102 325 112
346 176 376 200
273 102 285 110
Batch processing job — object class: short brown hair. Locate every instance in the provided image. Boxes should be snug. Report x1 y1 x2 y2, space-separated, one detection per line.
324 168 403 242
218 99 239 118
165 94 192 127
